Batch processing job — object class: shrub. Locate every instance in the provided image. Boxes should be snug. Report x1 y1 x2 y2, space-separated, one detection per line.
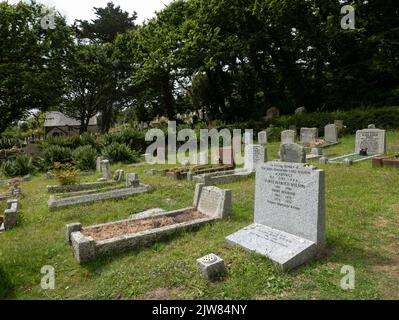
72 145 97 171
56 163 79 185
102 129 147 153
1 155 35 177
102 142 134 163
41 133 100 150
270 106 399 137
42 145 72 166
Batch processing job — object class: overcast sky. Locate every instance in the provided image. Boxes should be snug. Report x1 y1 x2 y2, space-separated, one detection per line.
9 0 173 24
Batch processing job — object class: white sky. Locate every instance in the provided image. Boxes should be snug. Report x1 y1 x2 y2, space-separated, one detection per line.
8 0 173 24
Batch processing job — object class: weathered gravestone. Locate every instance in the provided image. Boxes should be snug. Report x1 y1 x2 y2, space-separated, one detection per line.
244 144 267 172
101 160 112 180
300 128 318 145
196 185 232 219
126 173 139 187
258 131 267 146
281 130 296 144
334 120 344 130
265 107 280 121
368 124 376 129
280 143 306 163
114 169 125 182
324 124 338 144
226 162 325 271
355 128 386 155
295 107 306 115
96 157 104 172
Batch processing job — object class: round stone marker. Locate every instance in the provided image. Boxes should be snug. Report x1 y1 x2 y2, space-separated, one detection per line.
201 254 217 264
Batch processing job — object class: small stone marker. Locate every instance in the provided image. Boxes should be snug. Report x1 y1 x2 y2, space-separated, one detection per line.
244 144 266 172
126 173 140 188
197 253 227 281
226 161 325 271
265 107 280 121
295 107 306 115
258 131 267 146
300 128 318 145
280 143 306 163
355 128 386 155
319 156 328 164
101 160 112 180
324 124 338 144
96 157 103 172
281 130 296 144
368 124 376 129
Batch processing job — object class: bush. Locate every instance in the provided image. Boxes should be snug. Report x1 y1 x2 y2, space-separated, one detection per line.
1 155 35 177
55 163 79 185
42 145 72 166
102 142 134 163
72 145 97 171
41 133 100 150
102 129 147 153
270 106 399 137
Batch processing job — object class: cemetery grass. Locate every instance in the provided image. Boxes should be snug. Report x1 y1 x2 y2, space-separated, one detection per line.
1 132 399 300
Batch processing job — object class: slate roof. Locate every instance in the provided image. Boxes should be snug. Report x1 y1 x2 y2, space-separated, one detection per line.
44 111 97 127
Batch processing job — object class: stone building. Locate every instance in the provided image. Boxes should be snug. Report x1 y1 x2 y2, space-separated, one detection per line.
44 112 98 137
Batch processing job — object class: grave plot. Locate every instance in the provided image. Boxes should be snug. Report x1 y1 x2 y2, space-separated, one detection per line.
48 173 149 211
66 183 231 263
329 128 386 164
192 145 266 185
372 155 399 168
226 161 325 271
0 199 20 233
163 164 235 180
47 169 125 193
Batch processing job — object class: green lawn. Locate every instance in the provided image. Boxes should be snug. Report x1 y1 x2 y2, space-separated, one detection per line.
1 132 399 300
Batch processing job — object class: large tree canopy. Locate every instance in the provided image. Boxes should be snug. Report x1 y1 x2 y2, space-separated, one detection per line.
0 1 74 133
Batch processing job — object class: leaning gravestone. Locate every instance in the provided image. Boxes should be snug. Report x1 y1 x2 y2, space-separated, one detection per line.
226 161 325 271
281 130 296 144
126 173 140 188
300 128 318 145
280 143 306 163
324 124 338 144
355 128 386 155
258 131 267 146
244 144 267 172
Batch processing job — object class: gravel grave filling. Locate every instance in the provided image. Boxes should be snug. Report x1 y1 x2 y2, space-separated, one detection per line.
83 210 207 241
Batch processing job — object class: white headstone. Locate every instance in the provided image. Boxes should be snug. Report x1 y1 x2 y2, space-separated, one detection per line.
355 129 386 155
300 128 318 145
244 144 267 172
96 157 103 172
281 130 296 144
258 131 267 146
324 124 338 144
101 160 112 180
226 162 325 271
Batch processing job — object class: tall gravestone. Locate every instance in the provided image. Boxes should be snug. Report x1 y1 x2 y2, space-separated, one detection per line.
355 129 386 155
324 124 338 144
226 162 325 271
300 128 318 145
258 131 267 146
281 130 296 144
244 144 267 172
280 143 306 163
96 157 104 172
101 160 112 180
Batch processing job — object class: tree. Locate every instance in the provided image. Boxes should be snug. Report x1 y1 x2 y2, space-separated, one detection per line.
74 2 137 44
62 44 118 133
0 1 74 134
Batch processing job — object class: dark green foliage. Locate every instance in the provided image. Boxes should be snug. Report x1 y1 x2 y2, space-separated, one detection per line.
42 145 73 166
102 129 147 153
72 145 98 171
41 133 99 150
1 154 35 177
101 142 134 163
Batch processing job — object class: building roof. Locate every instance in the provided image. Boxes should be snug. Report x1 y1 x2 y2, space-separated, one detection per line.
44 111 97 127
